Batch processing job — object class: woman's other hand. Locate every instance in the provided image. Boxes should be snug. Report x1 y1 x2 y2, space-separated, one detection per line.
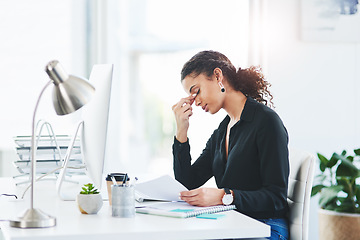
172 95 195 143
179 188 224 207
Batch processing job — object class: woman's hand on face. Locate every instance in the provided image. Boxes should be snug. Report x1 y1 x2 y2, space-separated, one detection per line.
179 188 224 207
172 95 195 143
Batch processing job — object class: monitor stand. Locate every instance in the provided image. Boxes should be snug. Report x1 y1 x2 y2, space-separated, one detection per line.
56 121 86 201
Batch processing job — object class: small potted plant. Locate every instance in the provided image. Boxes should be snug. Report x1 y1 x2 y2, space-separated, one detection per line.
311 149 360 239
76 183 103 214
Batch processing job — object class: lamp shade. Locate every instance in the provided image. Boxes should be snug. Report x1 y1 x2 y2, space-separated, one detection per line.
45 60 95 115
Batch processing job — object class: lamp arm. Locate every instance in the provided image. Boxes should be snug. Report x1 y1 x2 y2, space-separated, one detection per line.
30 80 52 210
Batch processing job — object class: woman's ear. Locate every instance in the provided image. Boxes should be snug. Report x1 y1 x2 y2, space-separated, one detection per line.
213 68 223 82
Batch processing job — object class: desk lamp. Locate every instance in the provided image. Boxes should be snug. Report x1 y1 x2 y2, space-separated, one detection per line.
10 60 95 228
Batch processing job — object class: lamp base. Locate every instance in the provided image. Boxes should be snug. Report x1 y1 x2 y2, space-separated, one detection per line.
10 208 56 228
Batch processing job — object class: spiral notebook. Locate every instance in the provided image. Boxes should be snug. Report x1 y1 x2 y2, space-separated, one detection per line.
136 202 236 219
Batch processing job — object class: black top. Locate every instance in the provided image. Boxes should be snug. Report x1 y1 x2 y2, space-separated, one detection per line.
172 97 289 219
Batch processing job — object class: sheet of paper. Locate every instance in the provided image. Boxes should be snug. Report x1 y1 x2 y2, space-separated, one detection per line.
135 175 188 202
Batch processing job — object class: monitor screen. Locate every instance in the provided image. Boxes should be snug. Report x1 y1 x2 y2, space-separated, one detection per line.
56 64 113 200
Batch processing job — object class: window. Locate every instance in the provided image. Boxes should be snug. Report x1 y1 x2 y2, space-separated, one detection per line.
93 0 250 177
1 0 250 180
0 0 87 148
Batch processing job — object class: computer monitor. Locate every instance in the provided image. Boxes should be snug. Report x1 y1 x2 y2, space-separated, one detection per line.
56 64 113 200
81 64 113 189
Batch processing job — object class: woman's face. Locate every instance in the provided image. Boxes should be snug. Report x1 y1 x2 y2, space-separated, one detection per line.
182 73 224 114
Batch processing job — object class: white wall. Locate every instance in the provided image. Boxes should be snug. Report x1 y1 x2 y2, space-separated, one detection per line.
261 1 360 239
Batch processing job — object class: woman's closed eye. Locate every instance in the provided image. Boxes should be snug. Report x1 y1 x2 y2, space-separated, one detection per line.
192 89 200 97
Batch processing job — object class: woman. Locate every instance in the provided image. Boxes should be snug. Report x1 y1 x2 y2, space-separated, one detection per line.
172 50 289 240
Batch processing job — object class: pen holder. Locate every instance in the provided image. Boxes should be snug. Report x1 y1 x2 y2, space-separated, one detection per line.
111 185 135 218
106 173 129 205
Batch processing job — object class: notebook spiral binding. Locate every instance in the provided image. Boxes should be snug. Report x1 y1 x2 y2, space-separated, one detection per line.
185 205 236 218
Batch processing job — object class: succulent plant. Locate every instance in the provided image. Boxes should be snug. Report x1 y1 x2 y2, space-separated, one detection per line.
80 183 100 195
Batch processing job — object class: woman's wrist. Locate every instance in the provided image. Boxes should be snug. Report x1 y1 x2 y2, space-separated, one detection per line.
176 132 188 143
218 189 226 205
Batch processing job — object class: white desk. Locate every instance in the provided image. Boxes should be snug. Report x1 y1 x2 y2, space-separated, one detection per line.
0 177 270 240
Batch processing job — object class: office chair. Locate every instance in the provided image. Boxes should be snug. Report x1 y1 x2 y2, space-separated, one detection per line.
287 148 315 240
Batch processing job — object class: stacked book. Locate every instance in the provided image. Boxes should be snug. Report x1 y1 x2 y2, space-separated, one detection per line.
13 135 84 175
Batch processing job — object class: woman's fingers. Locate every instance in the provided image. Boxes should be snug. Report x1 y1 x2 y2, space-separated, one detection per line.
180 189 198 197
172 97 195 120
180 190 199 206
172 95 196 142
179 189 201 205
172 95 195 111
179 188 224 207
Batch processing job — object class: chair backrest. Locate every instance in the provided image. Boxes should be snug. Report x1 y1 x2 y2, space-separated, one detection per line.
287 148 315 240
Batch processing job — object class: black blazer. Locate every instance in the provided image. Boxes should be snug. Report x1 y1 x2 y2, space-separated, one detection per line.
173 97 289 219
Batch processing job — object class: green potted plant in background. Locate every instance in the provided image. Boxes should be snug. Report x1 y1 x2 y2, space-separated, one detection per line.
311 148 360 240
76 183 103 214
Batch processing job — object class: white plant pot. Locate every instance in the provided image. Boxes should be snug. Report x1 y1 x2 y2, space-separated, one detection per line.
76 194 103 214
318 208 360 240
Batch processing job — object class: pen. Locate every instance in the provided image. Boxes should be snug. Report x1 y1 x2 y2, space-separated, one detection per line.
111 175 117 186
123 173 128 187
130 177 138 187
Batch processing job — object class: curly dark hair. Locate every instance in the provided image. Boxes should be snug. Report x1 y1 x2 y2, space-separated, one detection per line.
181 50 273 107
